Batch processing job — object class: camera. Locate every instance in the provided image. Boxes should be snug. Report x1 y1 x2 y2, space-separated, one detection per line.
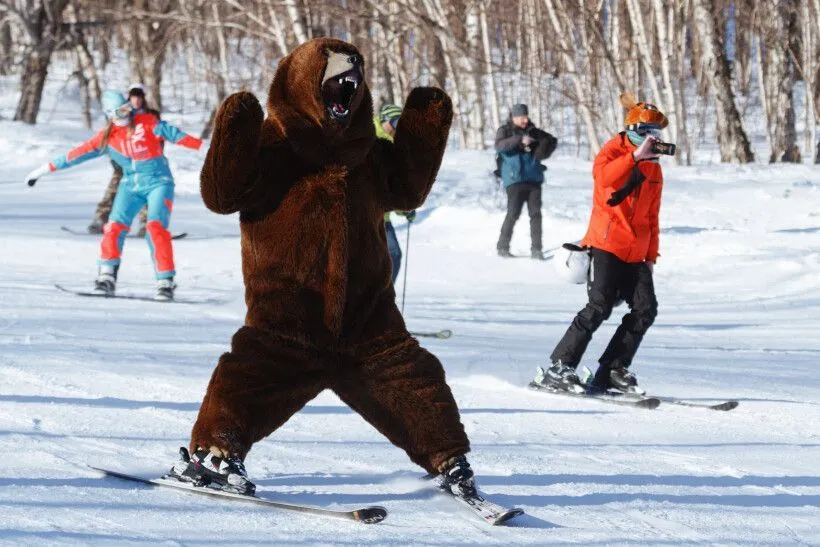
651 141 676 156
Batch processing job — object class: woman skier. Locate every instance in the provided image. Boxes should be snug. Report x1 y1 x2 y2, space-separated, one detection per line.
24 89 202 300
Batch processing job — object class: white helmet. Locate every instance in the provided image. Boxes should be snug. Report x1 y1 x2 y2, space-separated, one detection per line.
553 243 590 284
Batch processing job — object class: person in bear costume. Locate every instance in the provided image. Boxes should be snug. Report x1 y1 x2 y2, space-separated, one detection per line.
167 38 476 499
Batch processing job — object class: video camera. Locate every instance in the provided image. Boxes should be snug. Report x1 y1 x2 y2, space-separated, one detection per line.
651 141 676 156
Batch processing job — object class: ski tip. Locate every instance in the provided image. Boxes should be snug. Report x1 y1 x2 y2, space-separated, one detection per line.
636 397 662 409
352 506 387 524
492 508 525 525
712 401 739 411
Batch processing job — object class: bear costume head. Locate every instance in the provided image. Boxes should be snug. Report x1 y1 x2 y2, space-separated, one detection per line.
263 39 376 168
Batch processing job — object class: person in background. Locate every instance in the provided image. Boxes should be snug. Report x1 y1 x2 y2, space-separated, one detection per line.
494 103 556 260
532 92 666 395
87 84 160 235
375 103 416 284
25 90 202 300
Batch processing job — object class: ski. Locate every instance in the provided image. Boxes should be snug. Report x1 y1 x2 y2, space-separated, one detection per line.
55 284 224 305
61 226 188 240
411 329 452 339
625 393 738 411
528 381 661 409
89 466 387 524
431 476 524 525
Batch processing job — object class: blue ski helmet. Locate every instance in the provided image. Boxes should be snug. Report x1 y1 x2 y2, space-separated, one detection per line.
101 89 130 119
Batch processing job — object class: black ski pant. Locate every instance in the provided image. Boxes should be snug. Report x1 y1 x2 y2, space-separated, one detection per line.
497 182 542 253
550 248 657 370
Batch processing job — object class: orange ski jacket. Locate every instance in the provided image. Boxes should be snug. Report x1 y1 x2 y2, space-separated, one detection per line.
580 133 663 264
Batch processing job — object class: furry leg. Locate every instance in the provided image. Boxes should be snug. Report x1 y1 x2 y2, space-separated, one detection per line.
333 337 470 474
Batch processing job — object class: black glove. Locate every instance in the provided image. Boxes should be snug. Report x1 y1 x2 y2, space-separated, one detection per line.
607 167 646 206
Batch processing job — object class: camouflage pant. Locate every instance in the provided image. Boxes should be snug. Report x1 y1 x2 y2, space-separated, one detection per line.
93 161 148 232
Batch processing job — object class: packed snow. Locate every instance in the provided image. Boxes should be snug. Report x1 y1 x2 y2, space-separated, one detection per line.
0 88 818 545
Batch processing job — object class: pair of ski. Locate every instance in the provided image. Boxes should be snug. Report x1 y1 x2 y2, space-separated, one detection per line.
90 466 523 526
54 284 224 305
528 381 739 411
61 226 188 240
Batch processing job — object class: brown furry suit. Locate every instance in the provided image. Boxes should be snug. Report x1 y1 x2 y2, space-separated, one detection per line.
191 38 470 474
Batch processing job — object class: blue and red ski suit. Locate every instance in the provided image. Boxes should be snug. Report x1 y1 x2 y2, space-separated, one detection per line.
49 112 202 279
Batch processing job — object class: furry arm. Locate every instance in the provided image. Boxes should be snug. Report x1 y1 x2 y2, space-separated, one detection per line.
378 87 453 211
200 92 264 214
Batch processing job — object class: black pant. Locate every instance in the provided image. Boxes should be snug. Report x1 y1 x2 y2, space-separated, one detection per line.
550 248 657 370
497 182 542 252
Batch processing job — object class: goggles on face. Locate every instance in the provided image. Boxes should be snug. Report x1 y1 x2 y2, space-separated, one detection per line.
634 123 662 137
110 103 133 119
389 117 399 129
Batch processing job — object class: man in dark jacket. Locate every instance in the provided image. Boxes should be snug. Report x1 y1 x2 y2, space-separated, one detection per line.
495 104 556 259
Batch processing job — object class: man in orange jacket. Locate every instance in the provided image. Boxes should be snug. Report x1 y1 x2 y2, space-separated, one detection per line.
533 93 667 394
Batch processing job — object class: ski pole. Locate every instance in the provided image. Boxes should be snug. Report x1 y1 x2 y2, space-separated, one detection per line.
400 220 411 315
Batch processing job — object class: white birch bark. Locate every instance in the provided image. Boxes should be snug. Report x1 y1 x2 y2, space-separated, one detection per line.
543 0 601 155
692 0 755 162
284 0 308 44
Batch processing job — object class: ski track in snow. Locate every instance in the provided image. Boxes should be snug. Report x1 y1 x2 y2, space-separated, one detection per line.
0 100 819 545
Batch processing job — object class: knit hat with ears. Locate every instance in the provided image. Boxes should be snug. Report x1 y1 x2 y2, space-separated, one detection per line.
620 92 668 130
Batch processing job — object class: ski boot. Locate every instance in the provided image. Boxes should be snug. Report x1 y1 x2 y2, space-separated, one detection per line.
166 447 256 496
438 455 477 498
497 248 514 258
533 361 586 393
93 265 117 296
87 220 104 234
590 365 645 395
531 250 546 261
155 278 176 301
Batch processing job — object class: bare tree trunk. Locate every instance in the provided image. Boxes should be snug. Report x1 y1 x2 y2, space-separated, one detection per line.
13 0 70 124
0 20 11 75
676 0 693 165
626 0 663 103
543 0 601 155
479 0 500 131
263 0 290 56
761 0 799 162
127 0 173 111
692 0 755 162
651 0 681 163
805 0 818 162
460 0 486 148
284 0 308 44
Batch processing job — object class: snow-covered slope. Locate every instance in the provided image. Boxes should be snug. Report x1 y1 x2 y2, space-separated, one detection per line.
0 106 818 544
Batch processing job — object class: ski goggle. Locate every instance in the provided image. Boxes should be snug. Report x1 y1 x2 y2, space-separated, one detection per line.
634 123 662 138
108 103 133 119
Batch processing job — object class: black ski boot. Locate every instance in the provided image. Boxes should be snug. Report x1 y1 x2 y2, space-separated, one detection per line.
533 361 585 393
438 455 477 498
591 365 644 395
93 265 118 296
531 250 545 260
166 447 256 496
497 248 514 258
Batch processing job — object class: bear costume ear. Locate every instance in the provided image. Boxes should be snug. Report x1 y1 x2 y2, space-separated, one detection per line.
619 91 638 110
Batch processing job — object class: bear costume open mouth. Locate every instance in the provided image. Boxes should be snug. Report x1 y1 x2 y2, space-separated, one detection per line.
322 68 361 121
